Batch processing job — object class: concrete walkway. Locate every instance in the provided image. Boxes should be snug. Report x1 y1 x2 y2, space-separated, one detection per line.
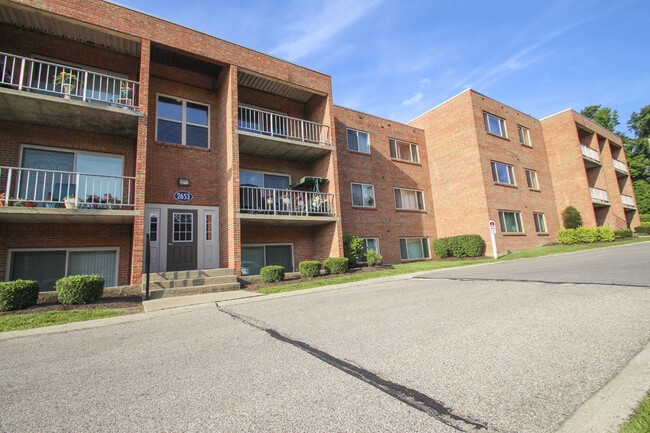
142 289 263 312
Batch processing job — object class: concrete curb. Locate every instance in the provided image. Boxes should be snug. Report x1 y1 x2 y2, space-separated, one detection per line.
555 339 650 433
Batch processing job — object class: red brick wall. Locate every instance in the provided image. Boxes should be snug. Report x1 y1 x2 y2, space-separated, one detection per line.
335 106 436 264
0 223 132 286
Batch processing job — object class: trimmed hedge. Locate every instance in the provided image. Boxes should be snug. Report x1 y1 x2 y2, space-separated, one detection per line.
299 261 322 278
260 265 285 283
556 227 615 244
323 257 349 274
614 230 633 239
635 224 650 234
432 235 485 259
0 280 39 311
55 275 104 305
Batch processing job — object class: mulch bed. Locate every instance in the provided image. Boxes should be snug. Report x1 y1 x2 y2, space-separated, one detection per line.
242 265 392 292
1 295 144 316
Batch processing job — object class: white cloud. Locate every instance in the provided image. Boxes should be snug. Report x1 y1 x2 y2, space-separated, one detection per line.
419 78 431 87
270 0 382 62
402 92 423 106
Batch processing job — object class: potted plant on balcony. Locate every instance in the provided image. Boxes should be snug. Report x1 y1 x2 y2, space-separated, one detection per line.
0 193 6 206
54 71 78 99
265 193 275 206
13 198 37 207
103 193 121 209
280 193 291 206
294 193 306 215
64 194 80 209
120 82 133 101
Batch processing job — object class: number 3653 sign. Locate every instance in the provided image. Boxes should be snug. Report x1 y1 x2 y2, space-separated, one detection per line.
174 191 193 202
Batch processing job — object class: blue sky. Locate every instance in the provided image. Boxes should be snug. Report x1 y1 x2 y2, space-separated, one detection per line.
114 0 649 132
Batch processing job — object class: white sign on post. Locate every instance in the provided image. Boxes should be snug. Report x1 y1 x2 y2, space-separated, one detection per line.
489 220 498 259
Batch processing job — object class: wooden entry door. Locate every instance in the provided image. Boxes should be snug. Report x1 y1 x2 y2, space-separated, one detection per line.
167 209 198 271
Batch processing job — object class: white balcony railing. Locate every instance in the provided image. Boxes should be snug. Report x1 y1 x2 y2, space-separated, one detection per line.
589 187 609 203
0 51 139 110
581 144 600 162
240 186 334 216
621 194 636 207
1 166 135 209
612 159 628 173
238 106 330 145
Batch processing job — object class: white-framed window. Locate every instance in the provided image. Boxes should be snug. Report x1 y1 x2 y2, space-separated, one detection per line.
156 94 209 148
172 213 193 242
389 139 419 163
149 211 159 242
394 188 425 211
205 213 213 241
241 244 294 276
347 128 370 154
484 112 507 138
525 169 539 190
533 213 547 233
8 248 119 291
518 125 532 147
499 210 524 233
358 238 380 263
399 238 430 261
351 182 375 207
491 161 516 185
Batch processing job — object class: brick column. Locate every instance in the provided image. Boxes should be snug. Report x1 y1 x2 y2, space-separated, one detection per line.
130 39 150 284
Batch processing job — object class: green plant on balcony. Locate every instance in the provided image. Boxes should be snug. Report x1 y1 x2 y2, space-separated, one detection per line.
64 195 80 209
120 82 133 100
53 71 78 96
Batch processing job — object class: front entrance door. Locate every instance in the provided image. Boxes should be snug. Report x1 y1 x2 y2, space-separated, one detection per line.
167 209 198 271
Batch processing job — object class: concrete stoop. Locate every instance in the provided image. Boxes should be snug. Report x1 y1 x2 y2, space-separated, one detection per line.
142 268 241 300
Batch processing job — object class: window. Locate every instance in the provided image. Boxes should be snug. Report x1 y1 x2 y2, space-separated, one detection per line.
9 248 118 291
149 211 159 242
399 238 430 261
157 95 209 148
491 161 516 185
351 183 375 207
499 210 524 233
205 213 213 241
525 169 539 190
483 112 507 137
241 244 293 276
394 188 425 210
172 213 193 242
518 125 532 147
389 139 419 163
347 129 370 154
533 213 547 233
359 238 380 263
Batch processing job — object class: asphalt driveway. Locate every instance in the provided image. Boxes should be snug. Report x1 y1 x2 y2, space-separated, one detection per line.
1 242 649 432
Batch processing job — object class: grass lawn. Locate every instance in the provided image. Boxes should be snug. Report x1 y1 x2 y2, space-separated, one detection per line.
621 390 650 433
0 309 124 332
259 237 649 294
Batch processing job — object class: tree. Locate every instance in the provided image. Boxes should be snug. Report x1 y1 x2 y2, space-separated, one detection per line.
342 234 364 267
581 105 619 132
628 105 650 139
562 206 583 229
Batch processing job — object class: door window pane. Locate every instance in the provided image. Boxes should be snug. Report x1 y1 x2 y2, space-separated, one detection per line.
68 250 117 287
241 247 264 276
173 213 193 242
10 251 66 291
265 245 293 272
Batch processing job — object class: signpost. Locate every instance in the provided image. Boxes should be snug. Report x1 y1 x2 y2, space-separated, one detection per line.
489 220 498 259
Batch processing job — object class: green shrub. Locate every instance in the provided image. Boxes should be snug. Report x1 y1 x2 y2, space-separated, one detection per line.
562 206 583 229
365 249 383 266
595 226 615 242
323 257 349 274
260 266 285 283
640 214 650 223
55 275 104 305
614 229 633 239
343 234 364 267
636 225 650 234
0 280 39 311
432 235 485 259
575 226 597 243
299 261 322 278
557 229 580 244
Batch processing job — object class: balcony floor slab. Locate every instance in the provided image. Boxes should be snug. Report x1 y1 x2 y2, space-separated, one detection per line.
0 206 138 223
238 213 339 226
237 130 332 162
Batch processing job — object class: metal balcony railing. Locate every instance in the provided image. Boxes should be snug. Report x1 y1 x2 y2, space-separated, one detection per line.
240 186 334 216
238 106 330 145
0 51 139 110
612 159 628 173
589 187 609 203
1 166 135 209
621 194 636 207
581 144 600 162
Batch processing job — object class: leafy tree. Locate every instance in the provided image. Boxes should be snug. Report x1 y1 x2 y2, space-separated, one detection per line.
581 105 619 132
633 180 650 214
343 234 364 267
562 206 583 229
628 105 650 138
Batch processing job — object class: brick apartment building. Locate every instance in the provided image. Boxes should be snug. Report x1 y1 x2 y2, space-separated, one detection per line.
0 0 640 293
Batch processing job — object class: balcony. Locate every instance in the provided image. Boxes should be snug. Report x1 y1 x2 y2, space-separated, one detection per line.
237 106 332 162
621 194 636 209
0 52 142 136
581 144 601 167
0 166 138 223
612 159 629 176
238 186 338 226
589 187 610 206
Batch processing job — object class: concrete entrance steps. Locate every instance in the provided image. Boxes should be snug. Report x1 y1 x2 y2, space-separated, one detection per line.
142 268 241 300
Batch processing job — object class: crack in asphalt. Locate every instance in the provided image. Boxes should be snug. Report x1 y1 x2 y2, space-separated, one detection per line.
412 276 650 288
217 305 491 432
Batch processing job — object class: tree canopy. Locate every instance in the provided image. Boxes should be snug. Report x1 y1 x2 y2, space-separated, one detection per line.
580 105 620 132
